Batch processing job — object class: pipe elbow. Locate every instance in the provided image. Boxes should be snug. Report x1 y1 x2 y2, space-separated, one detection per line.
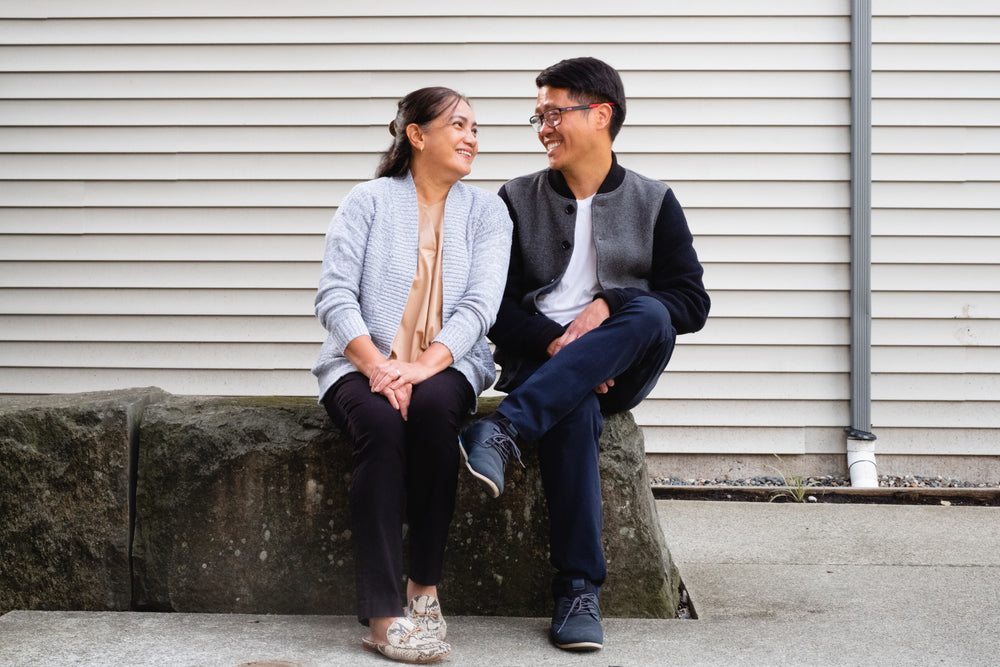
847 450 878 488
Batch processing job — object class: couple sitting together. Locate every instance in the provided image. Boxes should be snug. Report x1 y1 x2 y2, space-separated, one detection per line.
312 56 710 664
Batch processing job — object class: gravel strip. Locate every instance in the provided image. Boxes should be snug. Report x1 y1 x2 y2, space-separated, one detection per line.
650 474 999 489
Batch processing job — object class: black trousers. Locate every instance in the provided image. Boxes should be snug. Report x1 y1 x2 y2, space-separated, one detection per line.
322 368 474 624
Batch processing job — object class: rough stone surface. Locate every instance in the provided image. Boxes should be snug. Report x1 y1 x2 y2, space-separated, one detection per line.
131 395 350 615
4 389 679 619
0 388 165 614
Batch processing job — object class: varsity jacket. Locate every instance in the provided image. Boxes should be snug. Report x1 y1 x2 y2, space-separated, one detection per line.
490 154 710 392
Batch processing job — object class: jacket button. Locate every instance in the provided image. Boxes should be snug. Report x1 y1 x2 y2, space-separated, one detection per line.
565 204 575 214
561 240 571 250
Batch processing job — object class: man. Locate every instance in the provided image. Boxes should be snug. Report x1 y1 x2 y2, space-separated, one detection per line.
460 57 710 651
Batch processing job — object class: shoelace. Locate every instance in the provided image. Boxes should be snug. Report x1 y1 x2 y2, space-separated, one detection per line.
484 430 525 468
410 609 439 620
399 626 421 645
409 595 440 618
554 592 601 634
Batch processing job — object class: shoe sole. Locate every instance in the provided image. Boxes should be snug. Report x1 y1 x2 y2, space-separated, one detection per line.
458 435 501 498
362 638 451 664
553 640 603 651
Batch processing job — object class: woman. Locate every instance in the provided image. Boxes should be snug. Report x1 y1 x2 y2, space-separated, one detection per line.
312 87 512 664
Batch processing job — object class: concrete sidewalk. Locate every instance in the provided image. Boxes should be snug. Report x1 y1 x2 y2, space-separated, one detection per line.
2 499 998 666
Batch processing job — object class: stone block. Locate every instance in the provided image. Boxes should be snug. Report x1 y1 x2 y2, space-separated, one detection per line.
131 395 351 614
3 389 679 619
134 394 679 617
0 388 164 614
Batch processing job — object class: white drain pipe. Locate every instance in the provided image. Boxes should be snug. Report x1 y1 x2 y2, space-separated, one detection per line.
847 443 878 488
847 0 878 488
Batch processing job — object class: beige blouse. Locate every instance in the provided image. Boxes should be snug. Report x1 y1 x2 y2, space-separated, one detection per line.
390 199 445 363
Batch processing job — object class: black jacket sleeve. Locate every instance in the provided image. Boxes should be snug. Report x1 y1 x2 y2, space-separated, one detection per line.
595 189 710 335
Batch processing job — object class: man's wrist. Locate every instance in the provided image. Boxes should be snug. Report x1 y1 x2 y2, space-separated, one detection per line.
594 290 624 314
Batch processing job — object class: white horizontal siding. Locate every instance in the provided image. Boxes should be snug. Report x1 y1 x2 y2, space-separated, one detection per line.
873 73 1000 100
873 402 998 430
0 0 852 18
869 1 1000 451
873 209 1000 236
0 288 315 315
0 153 851 182
0 341 315 370
0 16 851 44
0 208 330 234
0 263 319 288
704 264 848 291
874 347 1000 374
6 203 863 238
0 99 852 127
873 321 1000 347
0 235 320 261
1 44 850 72
0 235 848 264
0 72 852 101
0 368 313 397
0 180 852 209
3 2 996 461
874 265 1000 292
0 126 852 155
872 293 1000 319
635 400 847 429
647 373 848 401
0 315 323 342
670 345 850 372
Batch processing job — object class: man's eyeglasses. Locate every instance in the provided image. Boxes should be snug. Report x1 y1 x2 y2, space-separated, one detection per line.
529 102 614 132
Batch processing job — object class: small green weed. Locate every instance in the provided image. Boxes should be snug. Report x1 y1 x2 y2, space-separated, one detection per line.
767 454 820 503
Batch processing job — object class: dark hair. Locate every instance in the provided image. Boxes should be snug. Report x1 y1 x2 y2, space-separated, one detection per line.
535 57 626 140
375 87 469 178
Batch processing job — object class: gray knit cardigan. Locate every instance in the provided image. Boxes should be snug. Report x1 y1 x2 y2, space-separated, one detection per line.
312 172 513 403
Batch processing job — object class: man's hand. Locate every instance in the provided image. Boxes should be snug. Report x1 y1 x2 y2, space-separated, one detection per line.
547 298 610 357
546 298 615 394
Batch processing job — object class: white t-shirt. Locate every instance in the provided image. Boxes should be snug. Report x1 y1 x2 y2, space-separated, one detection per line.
536 195 599 326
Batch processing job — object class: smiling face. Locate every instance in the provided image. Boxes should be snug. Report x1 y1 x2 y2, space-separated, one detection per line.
411 98 479 183
535 85 606 173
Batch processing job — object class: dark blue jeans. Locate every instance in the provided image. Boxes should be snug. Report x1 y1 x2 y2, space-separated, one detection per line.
495 297 676 588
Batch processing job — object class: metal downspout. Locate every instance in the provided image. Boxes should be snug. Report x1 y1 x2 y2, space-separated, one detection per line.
846 0 878 486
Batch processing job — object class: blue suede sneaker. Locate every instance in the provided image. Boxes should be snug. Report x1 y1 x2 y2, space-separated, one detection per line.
550 578 603 651
458 412 523 498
